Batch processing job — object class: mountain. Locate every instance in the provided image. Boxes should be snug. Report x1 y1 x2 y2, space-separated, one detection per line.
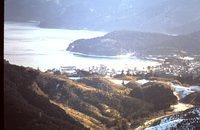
67 31 200 56
169 18 200 34
5 0 200 34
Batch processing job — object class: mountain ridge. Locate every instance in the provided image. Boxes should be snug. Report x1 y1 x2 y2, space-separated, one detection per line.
5 0 200 34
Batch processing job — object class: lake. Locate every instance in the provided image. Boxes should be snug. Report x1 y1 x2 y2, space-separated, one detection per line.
4 22 159 72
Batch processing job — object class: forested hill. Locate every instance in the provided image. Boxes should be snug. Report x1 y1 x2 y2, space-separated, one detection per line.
67 31 200 56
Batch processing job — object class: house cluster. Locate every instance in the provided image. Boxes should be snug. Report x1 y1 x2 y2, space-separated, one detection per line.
152 55 200 77
45 54 200 79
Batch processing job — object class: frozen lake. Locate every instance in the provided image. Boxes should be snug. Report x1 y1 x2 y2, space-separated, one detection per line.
4 22 159 71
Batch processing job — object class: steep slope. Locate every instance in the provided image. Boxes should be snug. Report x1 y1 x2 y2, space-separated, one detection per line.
4 62 87 130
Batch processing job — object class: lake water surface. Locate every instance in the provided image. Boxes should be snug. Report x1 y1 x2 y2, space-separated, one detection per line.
4 22 159 71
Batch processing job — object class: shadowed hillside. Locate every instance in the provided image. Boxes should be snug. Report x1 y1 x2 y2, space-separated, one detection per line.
4 61 87 130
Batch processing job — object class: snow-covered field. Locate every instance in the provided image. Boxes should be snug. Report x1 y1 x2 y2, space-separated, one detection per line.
145 119 183 130
107 79 130 86
171 84 200 99
135 79 150 85
108 78 150 86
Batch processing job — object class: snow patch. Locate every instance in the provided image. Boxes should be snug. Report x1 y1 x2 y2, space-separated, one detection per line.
108 79 129 86
136 79 150 85
171 84 195 99
145 119 184 130
179 56 194 61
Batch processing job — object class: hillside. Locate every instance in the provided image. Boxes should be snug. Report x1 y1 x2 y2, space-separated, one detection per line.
67 31 200 56
4 61 182 129
4 61 87 130
5 0 200 34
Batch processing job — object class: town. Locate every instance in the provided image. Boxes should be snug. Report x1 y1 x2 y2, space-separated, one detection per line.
45 54 200 86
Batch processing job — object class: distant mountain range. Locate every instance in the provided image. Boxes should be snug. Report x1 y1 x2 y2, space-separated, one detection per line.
67 30 200 56
5 0 200 34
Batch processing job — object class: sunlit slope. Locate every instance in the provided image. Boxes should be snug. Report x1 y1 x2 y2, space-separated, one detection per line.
4 61 181 129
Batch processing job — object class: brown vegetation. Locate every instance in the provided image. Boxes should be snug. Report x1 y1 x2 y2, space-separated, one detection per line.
4 61 183 129
4 62 87 130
